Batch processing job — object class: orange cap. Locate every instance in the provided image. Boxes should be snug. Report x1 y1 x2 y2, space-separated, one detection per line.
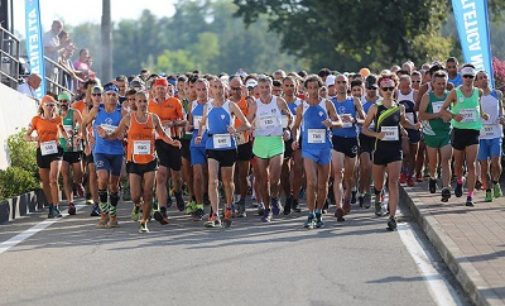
359 68 371 78
41 95 56 104
153 78 169 87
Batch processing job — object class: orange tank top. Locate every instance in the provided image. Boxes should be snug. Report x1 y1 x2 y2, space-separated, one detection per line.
127 112 156 164
31 115 62 146
234 97 250 144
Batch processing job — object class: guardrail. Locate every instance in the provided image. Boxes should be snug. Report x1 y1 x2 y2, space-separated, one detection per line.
0 25 20 88
43 56 82 96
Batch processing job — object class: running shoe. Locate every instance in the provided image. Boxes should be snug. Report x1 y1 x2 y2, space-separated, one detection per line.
292 199 301 213
236 199 247 218
358 195 364 208
85 199 94 205
322 199 329 215
351 190 357 204
153 208 169 225
429 178 437 194
455 182 463 198
374 200 383 217
399 173 407 185
315 212 324 228
343 199 351 215
68 203 76 215
96 213 109 229
283 196 292 216
49 205 62 218
415 174 423 182
304 213 315 230
131 205 141 221
90 203 101 216
261 209 272 223
257 202 265 216
204 214 221 228
334 208 345 222
107 215 119 228
485 190 493 202
363 193 372 209
494 183 503 198
138 222 149 234
223 207 233 228
387 217 397 231
441 188 451 203
193 206 205 221
185 201 197 215
271 198 281 216
475 180 482 191
465 196 474 207
175 191 185 212
407 176 415 187
152 199 159 211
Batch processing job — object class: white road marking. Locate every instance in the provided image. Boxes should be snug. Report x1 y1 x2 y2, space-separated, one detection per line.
0 204 86 254
398 222 465 306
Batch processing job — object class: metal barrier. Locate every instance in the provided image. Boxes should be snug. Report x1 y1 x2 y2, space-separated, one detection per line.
0 25 20 88
43 56 80 96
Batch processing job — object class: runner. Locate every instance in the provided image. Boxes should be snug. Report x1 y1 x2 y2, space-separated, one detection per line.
331 74 366 220
148 78 187 214
187 78 210 221
446 57 463 87
57 91 84 215
418 70 453 201
291 75 341 229
195 77 251 228
475 71 504 202
97 91 181 233
361 74 420 231
83 83 127 228
247 75 293 222
440 65 488 207
397 74 420 187
26 95 67 218
229 76 254 217
358 75 379 208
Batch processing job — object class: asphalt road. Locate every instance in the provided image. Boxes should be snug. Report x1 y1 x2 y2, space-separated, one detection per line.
0 198 470 306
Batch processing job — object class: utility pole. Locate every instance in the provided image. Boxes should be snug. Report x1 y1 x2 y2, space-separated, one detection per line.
101 0 112 82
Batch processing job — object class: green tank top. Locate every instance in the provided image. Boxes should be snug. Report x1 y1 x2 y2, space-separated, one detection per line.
451 87 482 130
181 98 193 140
59 109 82 152
423 91 450 136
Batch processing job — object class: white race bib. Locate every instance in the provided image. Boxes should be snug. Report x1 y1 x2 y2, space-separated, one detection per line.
213 134 232 149
307 129 326 144
381 126 399 141
431 101 443 113
101 124 117 136
41 140 58 156
133 140 151 155
258 115 279 130
460 109 477 122
281 115 289 129
406 112 415 124
341 114 353 128
193 115 202 130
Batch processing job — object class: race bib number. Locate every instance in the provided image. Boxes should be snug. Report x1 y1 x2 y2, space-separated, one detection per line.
381 126 399 141
431 101 443 113
193 115 202 130
307 129 326 144
341 114 353 128
281 115 289 129
213 134 232 149
133 140 151 155
101 124 117 136
258 115 279 130
41 140 58 156
405 112 415 124
460 109 477 122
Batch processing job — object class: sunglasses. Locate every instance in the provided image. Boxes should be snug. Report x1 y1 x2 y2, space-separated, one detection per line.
92 93 102 96
381 87 395 92
137 99 148 102
463 75 474 79
366 86 377 90
230 87 241 91
412 80 421 83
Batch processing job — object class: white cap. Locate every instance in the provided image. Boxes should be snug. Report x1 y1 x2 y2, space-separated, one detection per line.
461 66 476 77
246 79 258 88
326 75 336 87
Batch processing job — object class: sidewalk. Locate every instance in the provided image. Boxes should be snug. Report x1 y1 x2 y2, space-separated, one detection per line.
401 180 505 306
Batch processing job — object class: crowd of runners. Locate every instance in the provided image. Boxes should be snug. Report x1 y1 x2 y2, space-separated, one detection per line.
25 57 504 233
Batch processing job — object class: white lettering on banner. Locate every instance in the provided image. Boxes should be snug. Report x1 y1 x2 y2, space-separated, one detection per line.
381 126 399 141
459 0 486 70
133 141 151 155
213 134 232 149
307 129 326 144
40 141 58 156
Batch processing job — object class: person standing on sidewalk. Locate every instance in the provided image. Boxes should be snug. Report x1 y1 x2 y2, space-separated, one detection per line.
440 65 489 207
418 70 454 202
475 71 504 202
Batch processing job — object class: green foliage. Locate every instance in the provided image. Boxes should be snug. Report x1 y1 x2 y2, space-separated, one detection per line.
7 129 38 177
0 167 39 199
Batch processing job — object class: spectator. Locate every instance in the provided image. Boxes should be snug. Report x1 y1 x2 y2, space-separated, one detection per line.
18 73 42 102
43 20 64 77
59 45 82 91
73 48 92 81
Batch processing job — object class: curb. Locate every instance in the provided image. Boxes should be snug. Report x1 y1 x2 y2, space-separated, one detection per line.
0 190 44 225
400 186 504 306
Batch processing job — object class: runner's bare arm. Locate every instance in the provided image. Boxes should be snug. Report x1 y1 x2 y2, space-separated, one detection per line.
354 97 366 125
230 103 251 133
153 114 181 148
291 104 304 147
418 93 440 121
325 100 343 128
277 97 293 127
98 114 130 140
400 104 419 130
362 105 382 139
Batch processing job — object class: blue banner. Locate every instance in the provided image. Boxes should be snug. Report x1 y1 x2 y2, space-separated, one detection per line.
452 0 494 87
25 0 45 99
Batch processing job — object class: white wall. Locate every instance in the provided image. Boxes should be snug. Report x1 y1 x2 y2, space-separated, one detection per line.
0 83 39 169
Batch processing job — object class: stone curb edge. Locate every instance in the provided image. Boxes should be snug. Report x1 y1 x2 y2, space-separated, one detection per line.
0 190 46 225
400 186 504 306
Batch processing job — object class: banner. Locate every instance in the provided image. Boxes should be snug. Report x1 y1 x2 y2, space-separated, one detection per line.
452 0 494 87
24 0 45 99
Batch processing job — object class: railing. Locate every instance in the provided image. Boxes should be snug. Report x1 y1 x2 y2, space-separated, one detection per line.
43 56 79 96
0 25 20 88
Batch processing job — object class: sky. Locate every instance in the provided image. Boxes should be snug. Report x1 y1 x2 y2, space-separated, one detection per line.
13 0 177 37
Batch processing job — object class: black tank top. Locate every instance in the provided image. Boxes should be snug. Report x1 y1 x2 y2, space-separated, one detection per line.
375 103 401 151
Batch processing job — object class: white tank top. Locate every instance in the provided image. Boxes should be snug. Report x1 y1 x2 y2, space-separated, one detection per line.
480 91 503 139
255 96 283 136
397 89 414 102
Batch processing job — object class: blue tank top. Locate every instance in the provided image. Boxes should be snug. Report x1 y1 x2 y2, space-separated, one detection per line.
302 104 332 150
205 100 236 150
332 97 357 138
287 99 301 115
190 101 208 148
449 74 463 87
93 105 124 155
